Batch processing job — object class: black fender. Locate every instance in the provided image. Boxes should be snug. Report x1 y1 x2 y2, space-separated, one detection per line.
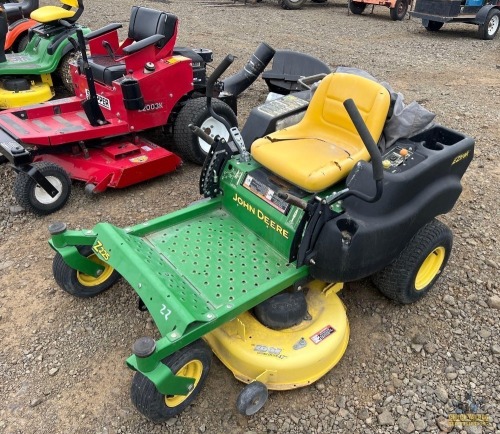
473 5 498 24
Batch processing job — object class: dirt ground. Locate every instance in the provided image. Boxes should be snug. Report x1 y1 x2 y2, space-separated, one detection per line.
0 1 499 433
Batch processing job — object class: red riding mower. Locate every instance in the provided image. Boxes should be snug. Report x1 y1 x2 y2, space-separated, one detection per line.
0 6 275 215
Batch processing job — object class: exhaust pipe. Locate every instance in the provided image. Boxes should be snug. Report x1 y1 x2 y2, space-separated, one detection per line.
222 42 275 97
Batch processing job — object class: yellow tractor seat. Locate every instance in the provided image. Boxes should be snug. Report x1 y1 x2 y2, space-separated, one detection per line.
251 72 391 193
31 0 82 24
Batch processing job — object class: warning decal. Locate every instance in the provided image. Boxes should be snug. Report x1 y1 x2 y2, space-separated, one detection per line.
310 325 336 344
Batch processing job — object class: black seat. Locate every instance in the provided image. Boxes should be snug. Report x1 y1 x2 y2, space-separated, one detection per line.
85 7 178 86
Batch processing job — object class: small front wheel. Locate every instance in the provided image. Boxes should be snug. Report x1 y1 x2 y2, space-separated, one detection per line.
279 0 307 9
52 246 120 298
372 219 452 304
173 97 237 165
478 9 500 40
131 340 212 423
236 381 268 416
349 0 367 14
389 0 408 20
13 162 71 215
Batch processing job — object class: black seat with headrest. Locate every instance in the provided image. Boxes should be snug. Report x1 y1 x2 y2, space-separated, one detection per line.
84 7 178 86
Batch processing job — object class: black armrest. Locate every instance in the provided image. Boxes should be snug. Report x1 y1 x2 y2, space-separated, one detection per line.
85 23 122 41
122 34 165 55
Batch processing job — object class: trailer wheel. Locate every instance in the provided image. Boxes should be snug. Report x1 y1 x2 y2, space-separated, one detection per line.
236 381 268 416
423 19 444 31
478 9 500 40
131 340 212 423
372 219 452 304
389 0 408 20
12 33 29 53
279 0 307 9
52 245 120 298
173 97 237 165
57 51 77 94
13 162 71 215
349 1 366 14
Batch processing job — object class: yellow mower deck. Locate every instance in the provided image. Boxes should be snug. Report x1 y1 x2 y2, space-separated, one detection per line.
205 282 349 389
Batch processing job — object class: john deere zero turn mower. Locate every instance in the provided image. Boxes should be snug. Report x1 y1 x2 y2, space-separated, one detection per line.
48 56 474 421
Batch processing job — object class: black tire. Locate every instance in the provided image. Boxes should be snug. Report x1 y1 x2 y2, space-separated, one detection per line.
478 9 500 40
424 19 444 31
52 245 121 298
131 340 212 423
389 0 408 20
56 51 77 94
0 155 7 164
311 0 328 2
173 97 237 165
13 162 71 215
349 1 366 14
372 219 453 304
236 381 268 416
254 291 307 330
279 0 307 9
12 33 29 53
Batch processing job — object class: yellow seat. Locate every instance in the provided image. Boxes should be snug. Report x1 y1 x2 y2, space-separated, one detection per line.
31 0 81 23
251 73 391 192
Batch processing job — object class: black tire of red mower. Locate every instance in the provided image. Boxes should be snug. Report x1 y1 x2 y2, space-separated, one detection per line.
424 20 444 31
349 1 367 14
131 340 212 423
390 0 408 21
478 9 500 40
52 246 121 298
371 219 453 304
173 97 237 165
279 0 308 10
0 155 7 164
13 161 71 215
254 291 308 330
12 33 29 53
56 51 77 94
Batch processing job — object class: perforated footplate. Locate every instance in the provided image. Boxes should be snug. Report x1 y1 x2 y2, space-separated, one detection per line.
145 209 292 310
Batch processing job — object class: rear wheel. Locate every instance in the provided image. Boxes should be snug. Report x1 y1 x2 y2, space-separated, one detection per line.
131 340 212 423
173 97 237 165
389 0 408 20
423 19 444 31
52 245 120 298
56 51 77 94
349 1 367 14
478 9 500 40
372 219 452 304
13 162 71 215
12 33 29 53
279 0 307 9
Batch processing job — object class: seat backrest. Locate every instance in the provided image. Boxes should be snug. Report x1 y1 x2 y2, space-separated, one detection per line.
301 72 390 145
60 0 79 7
128 6 178 49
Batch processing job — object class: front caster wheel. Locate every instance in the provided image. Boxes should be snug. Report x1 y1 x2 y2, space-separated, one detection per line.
13 162 71 215
52 245 120 298
173 97 237 165
236 381 268 416
131 340 212 423
372 219 452 304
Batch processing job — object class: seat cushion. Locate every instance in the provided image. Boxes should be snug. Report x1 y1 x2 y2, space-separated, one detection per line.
251 73 390 192
78 57 126 86
31 6 75 23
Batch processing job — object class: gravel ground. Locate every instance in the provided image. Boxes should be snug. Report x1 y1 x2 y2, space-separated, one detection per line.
0 0 499 433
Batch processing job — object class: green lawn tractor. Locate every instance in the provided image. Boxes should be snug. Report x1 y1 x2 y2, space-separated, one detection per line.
0 0 89 109
48 56 474 421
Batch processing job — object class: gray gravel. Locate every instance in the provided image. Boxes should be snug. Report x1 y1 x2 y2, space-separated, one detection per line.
0 0 499 433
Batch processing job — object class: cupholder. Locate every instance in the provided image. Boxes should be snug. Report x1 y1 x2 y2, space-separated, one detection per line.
423 140 444 151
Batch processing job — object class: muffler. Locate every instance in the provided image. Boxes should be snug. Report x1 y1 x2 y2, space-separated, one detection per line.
221 42 275 97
